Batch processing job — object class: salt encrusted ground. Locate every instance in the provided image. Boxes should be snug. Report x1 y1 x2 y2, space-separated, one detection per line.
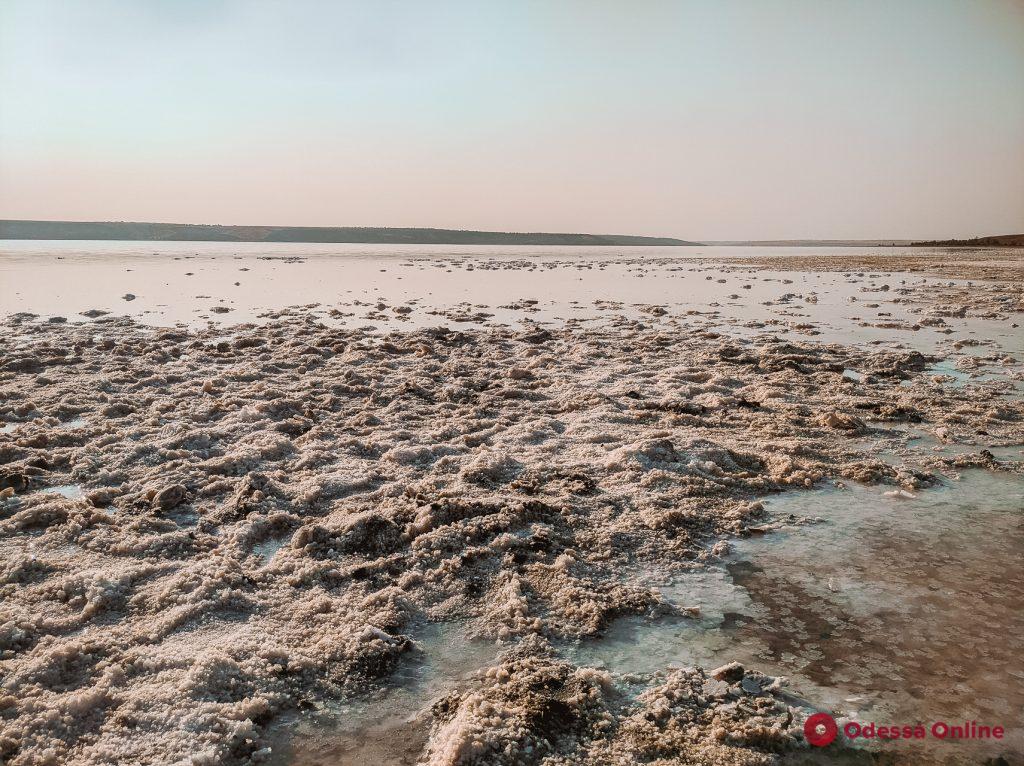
1 260 1022 765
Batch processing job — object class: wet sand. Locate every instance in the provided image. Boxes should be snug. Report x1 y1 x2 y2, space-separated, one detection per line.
1 245 1022 765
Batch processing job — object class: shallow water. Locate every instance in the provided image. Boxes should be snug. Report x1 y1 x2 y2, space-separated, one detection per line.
572 470 1024 762
3 241 1022 356
914 359 1024 396
265 622 502 766
847 424 1024 469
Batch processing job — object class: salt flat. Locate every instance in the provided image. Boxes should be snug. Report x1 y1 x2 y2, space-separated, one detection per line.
1 243 1022 765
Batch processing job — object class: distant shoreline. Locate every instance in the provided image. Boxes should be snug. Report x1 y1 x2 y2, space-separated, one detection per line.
901 234 1024 247
704 236 1023 247
0 220 695 246
2 221 1019 247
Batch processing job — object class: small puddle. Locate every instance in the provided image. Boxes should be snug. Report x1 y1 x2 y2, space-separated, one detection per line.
561 567 754 677
1 419 88 435
265 621 502 766
39 484 85 500
928 359 978 386
849 424 1024 468
253 537 289 565
902 359 1024 397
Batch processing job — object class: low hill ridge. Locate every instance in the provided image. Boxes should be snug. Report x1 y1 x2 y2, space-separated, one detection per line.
0 220 696 246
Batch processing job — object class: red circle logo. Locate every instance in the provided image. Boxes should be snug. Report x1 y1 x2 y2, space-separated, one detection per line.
804 712 838 747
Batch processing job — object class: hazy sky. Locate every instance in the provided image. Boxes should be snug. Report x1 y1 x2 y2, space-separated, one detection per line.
1 0 1022 239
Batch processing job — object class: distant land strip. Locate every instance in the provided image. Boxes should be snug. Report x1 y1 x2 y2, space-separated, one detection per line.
907 234 1024 247
0 220 697 246
705 239 915 246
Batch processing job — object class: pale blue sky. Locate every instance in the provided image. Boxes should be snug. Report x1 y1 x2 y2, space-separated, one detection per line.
1 0 1022 239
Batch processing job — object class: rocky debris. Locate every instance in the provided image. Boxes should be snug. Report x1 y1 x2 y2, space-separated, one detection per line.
86 487 120 507
0 472 29 492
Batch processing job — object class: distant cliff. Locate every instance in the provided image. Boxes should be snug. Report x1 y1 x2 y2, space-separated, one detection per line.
0 220 697 246
909 234 1024 247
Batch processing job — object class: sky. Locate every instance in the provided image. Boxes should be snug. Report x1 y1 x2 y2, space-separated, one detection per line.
0 0 1022 240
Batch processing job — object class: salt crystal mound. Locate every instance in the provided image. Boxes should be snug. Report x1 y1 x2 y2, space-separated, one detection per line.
0 315 1021 765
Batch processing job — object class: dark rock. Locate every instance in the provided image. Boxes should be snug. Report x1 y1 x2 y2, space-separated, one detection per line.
151 484 187 511
710 661 745 683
